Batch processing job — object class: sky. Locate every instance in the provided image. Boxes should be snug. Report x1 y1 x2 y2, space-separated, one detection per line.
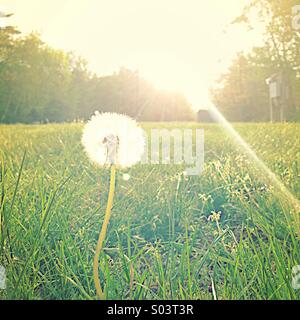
0 0 264 110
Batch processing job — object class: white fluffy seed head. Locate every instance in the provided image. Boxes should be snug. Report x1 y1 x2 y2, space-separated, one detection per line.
82 112 145 168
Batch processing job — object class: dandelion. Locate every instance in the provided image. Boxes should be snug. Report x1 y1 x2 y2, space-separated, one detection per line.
82 112 145 300
82 112 145 168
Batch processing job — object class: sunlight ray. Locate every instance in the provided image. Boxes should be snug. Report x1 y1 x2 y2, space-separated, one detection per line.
209 105 300 231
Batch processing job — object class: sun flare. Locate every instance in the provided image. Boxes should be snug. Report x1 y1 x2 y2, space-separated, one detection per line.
1 0 264 110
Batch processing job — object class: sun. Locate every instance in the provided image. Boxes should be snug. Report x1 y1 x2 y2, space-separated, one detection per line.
137 52 186 92
128 51 212 110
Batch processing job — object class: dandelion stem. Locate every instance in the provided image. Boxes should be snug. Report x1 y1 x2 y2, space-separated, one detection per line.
93 164 116 300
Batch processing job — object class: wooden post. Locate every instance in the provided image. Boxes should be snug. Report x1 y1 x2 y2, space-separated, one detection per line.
270 98 273 123
280 103 284 122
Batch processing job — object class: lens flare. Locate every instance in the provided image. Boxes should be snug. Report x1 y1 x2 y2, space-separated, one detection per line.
209 105 300 232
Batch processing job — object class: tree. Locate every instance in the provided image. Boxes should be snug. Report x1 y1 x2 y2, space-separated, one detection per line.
211 0 300 121
0 27 195 123
0 31 73 122
211 53 270 121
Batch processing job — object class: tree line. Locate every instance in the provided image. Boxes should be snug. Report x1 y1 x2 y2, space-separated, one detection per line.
2 1 299 124
210 0 300 122
0 26 195 123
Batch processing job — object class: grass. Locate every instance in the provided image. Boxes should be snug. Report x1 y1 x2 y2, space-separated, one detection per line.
0 122 299 300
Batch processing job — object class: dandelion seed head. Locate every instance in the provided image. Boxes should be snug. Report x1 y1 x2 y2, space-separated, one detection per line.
82 112 145 168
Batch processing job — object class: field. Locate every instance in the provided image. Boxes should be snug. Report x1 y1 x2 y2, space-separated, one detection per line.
0 122 300 300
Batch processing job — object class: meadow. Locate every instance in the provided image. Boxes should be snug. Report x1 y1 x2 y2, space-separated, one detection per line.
0 122 299 300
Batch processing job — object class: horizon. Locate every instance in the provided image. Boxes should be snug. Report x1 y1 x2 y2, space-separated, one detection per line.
0 0 265 110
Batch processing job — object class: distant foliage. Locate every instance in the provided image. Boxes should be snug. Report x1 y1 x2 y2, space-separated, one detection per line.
211 0 300 122
0 28 195 123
